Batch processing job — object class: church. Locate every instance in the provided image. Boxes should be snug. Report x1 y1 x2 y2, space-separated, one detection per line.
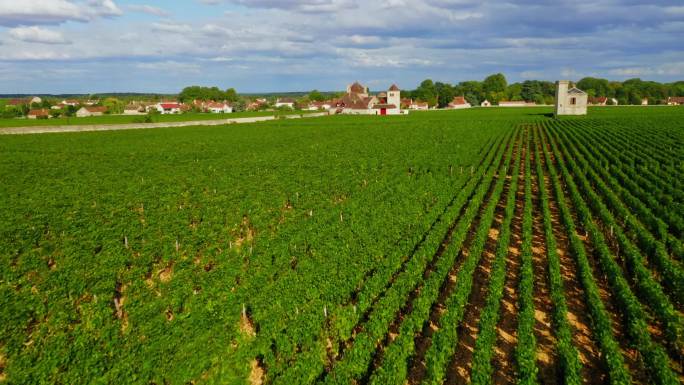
334 82 405 115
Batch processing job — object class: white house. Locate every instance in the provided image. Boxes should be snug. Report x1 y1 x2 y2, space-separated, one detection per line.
480 99 491 107
555 80 587 116
61 99 79 107
155 102 182 114
448 96 471 109
76 106 107 117
307 101 332 111
206 102 233 113
29 96 42 105
405 99 429 110
641 98 649 106
275 98 296 108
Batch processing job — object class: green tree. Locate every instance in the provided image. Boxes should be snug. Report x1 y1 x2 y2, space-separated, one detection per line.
483 73 507 94
102 98 124 114
308 90 325 102
415 79 438 107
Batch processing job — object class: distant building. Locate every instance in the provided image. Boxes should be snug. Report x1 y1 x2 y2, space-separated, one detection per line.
123 104 146 115
448 96 471 109
7 98 28 107
334 82 404 115
480 99 491 107
27 109 49 119
61 99 80 107
404 98 428 110
588 96 608 106
306 101 332 111
76 106 107 117
206 102 233 113
246 98 267 111
641 98 649 106
554 80 587 116
275 98 296 108
154 102 182 114
667 97 684 105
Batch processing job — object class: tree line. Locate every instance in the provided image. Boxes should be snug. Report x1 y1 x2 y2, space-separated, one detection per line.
405 74 684 108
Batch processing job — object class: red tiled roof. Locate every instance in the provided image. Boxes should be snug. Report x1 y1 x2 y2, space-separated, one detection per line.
160 103 181 109
349 82 365 93
85 106 107 113
7 98 28 106
449 96 468 105
28 109 49 116
388 84 400 91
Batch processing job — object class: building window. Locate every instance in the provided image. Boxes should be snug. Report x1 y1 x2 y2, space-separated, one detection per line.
570 97 576 105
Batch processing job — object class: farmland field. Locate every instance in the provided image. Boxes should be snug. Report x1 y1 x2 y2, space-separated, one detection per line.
1 107 683 384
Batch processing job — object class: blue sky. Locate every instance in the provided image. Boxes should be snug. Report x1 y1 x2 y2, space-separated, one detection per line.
0 0 682 93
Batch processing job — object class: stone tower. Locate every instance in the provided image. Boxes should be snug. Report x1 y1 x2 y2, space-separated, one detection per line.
555 80 587 116
387 84 400 110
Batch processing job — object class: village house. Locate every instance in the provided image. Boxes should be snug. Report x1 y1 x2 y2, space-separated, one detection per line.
27 109 49 119
588 96 619 106
154 102 182 114
480 100 492 107
641 98 649 105
275 98 296 108
667 97 684 105
306 101 332 111
123 104 146 115
76 106 107 117
555 80 587 116
448 96 471 109
246 98 267 111
334 82 404 115
61 99 80 107
404 98 429 110
206 102 233 113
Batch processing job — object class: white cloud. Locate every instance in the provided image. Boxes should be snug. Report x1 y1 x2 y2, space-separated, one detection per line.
136 60 201 73
88 0 122 16
0 0 85 25
609 62 684 77
127 4 169 17
151 22 192 33
0 0 121 26
8 26 70 44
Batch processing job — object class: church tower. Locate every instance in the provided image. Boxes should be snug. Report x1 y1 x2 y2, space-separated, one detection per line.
387 84 400 111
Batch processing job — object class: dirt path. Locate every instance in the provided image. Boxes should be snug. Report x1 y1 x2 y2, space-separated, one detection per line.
491 134 525 385
446 141 518 385
405 137 511 385
540 128 648 384
0 112 328 135
528 148 560 384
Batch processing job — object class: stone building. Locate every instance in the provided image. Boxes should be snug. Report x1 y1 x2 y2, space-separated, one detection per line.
555 80 587 116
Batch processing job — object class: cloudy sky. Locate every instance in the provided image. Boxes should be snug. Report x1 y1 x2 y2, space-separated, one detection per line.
0 0 683 93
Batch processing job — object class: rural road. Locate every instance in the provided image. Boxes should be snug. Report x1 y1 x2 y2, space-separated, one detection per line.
0 112 329 135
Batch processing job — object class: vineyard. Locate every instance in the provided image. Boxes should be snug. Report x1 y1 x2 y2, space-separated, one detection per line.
0 107 683 384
